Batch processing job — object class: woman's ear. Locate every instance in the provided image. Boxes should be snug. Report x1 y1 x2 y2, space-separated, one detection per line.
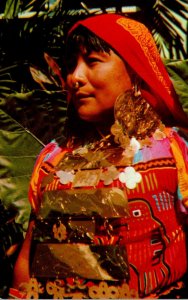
124 62 137 89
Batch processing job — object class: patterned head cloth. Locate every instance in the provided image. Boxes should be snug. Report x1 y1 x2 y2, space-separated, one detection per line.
68 13 188 129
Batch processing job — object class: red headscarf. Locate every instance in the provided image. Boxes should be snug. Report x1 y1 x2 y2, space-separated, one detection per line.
69 13 188 129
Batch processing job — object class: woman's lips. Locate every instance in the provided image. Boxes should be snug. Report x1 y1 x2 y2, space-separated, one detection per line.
75 92 93 102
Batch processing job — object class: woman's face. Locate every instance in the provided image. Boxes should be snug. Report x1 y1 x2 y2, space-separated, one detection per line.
66 48 132 123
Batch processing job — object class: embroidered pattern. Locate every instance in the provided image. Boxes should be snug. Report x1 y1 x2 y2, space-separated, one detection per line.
116 18 171 94
27 129 188 298
22 278 138 299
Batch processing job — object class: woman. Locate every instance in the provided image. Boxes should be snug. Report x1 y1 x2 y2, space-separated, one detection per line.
11 14 188 299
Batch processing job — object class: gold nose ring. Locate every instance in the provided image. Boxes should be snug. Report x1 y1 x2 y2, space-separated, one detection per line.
73 82 79 90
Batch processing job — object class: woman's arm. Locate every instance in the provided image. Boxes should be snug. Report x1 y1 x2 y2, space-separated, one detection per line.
12 220 35 289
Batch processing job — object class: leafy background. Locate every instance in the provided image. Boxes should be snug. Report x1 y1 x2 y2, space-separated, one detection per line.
0 0 188 231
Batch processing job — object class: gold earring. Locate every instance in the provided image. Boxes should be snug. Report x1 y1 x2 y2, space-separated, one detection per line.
111 87 163 146
110 89 137 149
114 89 137 137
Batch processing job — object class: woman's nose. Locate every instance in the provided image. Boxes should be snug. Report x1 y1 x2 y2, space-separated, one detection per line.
68 59 87 88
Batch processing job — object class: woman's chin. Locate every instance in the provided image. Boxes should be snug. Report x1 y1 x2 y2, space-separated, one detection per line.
77 109 113 124
78 111 100 123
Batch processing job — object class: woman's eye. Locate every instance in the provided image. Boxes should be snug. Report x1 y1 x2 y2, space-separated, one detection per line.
87 56 101 64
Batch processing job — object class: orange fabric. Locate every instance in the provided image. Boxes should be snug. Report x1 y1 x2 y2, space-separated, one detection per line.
29 142 68 212
165 128 188 208
171 139 188 207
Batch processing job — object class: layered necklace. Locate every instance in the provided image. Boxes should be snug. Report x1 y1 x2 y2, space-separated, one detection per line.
58 90 166 189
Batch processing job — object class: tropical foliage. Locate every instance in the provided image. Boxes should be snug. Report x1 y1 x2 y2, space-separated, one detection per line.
0 0 188 232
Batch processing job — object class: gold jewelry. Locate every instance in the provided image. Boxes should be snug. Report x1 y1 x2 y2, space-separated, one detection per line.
73 81 79 90
111 89 162 147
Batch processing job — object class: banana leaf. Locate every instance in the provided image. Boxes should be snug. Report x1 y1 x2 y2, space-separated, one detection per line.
0 114 41 230
0 89 67 230
164 59 188 115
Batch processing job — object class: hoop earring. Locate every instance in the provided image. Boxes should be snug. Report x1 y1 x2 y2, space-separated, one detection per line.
111 87 163 147
111 89 137 147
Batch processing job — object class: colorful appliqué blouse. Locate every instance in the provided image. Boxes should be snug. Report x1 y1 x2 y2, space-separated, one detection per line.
13 127 188 299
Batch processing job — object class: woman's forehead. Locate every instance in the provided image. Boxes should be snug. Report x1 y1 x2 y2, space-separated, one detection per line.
66 27 111 55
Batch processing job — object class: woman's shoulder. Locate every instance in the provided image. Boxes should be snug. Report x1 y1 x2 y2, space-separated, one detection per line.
165 127 188 156
35 140 68 165
29 140 69 212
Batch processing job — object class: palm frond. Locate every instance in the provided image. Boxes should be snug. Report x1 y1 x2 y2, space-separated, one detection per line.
152 0 187 58
3 0 21 18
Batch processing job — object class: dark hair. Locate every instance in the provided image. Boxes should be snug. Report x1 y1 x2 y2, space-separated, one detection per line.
66 25 111 56
65 26 111 73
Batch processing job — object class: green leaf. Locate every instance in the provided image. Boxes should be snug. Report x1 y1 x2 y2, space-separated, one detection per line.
164 59 188 115
0 88 67 230
0 128 42 230
0 94 43 230
4 0 21 19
